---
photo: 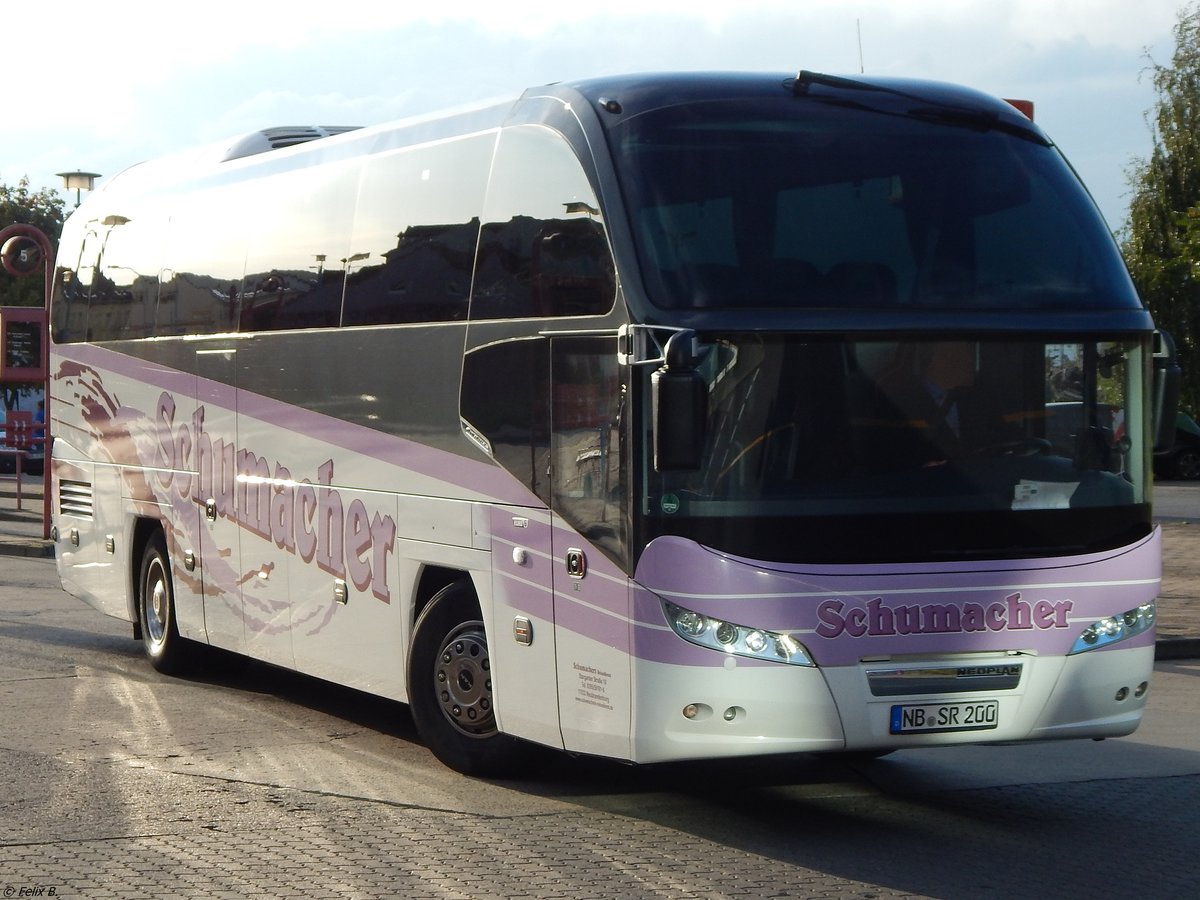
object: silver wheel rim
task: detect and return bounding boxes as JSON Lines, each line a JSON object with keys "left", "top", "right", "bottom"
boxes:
{"left": 144, "top": 557, "right": 169, "bottom": 647}
{"left": 433, "top": 621, "right": 496, "bottom": 738}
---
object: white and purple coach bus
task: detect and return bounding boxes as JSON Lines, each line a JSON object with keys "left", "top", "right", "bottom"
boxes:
{"left": 49, "top": 72, "right": 1168, "bottom": 775}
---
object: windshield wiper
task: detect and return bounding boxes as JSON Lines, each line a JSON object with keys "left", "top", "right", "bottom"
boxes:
{"left": 792, "top": 69, "right": 927, "bottom": 102}
{"left": 789, "top": 70, "right": 1046, "bottom": 144}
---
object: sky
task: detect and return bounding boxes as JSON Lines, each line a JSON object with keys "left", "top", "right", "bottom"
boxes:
{"left": 1, "top": 0, "right": 1190, "bottom": 230}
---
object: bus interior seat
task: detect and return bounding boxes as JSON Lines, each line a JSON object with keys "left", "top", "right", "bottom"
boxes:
{"left": 754, "top": 259, "right": 824, "bottom": 306}
{"left": 665, "top": 263, "right": 741, "bottom": 307}
{"left": 825, "top": 261, "right": 897, "bottom": 307}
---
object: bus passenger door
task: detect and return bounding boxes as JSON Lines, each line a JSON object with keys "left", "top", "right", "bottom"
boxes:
{"left": 487, "top": 506, "right": 562, "bottom": 748}
{"left": 551, "top": 523, "right": 632, "bottom": 760}
{"left": 193, "top": 348, "right": 246, "bottom": 654}
{"left": 464, "top": 335, "right": 631, "bottom": 757}
{"left": 462, "top": 334, "right": 564, "bottom": 748}
{"left": 549, "top": 338, "right": 633, "bottom": 761}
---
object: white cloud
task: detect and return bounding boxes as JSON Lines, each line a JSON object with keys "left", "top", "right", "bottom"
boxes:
{"left": 1, "top": 0, "right": 1187, "bottom": 225}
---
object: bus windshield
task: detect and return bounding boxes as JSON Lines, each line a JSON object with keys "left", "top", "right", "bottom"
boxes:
{"left": 611, "top": 98, "right": 1139, "bottom": 312}
{"left": 642, "top": 336, "right": 1149, "bottom": 564}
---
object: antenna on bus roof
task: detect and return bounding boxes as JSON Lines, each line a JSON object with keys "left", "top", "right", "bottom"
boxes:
{"left": 857, "top": 19, "right": 865, "bottom": 74}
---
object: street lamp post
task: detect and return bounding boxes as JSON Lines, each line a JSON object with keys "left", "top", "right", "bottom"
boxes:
{"left": 56, "top": 170, "right": 101, "bottom": 208}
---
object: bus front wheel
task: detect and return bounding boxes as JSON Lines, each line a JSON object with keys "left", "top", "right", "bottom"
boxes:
{"left": 408, "top": 580, "right": 525, "bottom": 777}
{"left": 138, "top": 531, "right": 192, "bottom": 675}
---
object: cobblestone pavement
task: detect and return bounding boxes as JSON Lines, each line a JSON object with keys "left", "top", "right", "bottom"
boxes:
{"left": 0, "top": 758, "right": 917, "bottom": 899}
{"left": 0, "top": 741, "right": 1197, "bottom": 899}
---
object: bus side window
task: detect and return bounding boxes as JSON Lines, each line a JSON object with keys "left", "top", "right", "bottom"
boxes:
{"left": 65, "top": 228, "right": 108, "bottom": 342}
{"left": 160, "top": 189, "right": 247, "bottom": 336}
{"left": 343, "top": 135, "right": 494, "bottom": 326}
{"left": 472, "top": 126, "right": 615, "bottom": 320}
{"left": 51, "top": 225, "right": 95, "bottom": 343}
{"left": 551, "top": 338, "right": 627, "bottom": 566}
{"left": 90, "top": 216, "right": 160, "bottom": 341}
{"left": 460, "top": 337, "right": 552, "bottom": 503}
{"left": 241, "top": 164, "right": 358, "bottom": 333}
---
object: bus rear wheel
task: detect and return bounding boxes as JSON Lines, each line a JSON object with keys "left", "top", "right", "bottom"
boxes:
{"left": 408, "top": 580, "right": 525, "bottom": 777}
{"left": 138, "top": 531, "right": 192, "bottom": 675}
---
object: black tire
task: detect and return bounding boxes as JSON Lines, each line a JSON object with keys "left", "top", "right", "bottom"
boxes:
{"left": 138, "top": 531, "right": 192, "bottom": 675}
{"left": 1175, "top": 447, "right": 1200, "bottom": 481}
{"left": 408, "top": 580, "right": 526, "bottom": 777}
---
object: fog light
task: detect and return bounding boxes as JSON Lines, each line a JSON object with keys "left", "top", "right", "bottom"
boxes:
{"left": 723, "top": 707, "right": 737, "bottom": 721}
{"left": 683, "top": 704, "right": 699, "bottom": 719}
{"left": 1135, "top": 682, "right": 1149, "bottom": 698}
{"left": 1115, "top": 687, "right": 1129, "bottom": 701}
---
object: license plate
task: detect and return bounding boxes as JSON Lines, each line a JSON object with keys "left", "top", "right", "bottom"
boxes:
{"left": 890, "top": 700, "right": 999, "bottom": 734}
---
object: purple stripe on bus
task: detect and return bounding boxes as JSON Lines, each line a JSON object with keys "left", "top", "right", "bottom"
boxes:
{"left": 62, "top": 343, "right": 197, "bottom": 397}
{"left": 494, "top": 570, "right": 555, "bottom": 620}
{"left": 553, "top": 596, "right": 631, "bottom": 653}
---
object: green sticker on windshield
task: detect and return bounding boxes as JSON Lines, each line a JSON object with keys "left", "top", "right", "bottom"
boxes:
{"left": 660, "top": 494, "right": 680, "bottom": 515}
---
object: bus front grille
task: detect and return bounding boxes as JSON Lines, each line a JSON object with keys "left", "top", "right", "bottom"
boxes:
{"left": 867, "top": 663, "right": 1023, "bottom": 696}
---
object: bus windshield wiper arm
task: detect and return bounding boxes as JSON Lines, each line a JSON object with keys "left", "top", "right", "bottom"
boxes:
{"left": 792, "top": 70, "right": 928, "bottom": 102}
{"left": 789, "top": 70, "right": 1046, "bottom": 144}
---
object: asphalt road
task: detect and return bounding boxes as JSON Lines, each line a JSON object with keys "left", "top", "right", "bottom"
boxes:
{"left": 1154, "top": 480, "right": 1200, "bottom": 521}
{"left": 1, "top": 554, "right": 1198, "bottom": 899}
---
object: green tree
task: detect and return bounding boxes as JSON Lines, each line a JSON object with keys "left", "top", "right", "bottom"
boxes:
{"left": 1124, "top": 4, "right": 1200, "bottom": 414}
{"left": 0, "top": 175, "right": 65, "bottom": 307}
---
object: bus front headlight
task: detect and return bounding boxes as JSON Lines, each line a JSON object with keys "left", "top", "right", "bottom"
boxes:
{"left": 1068, "top": 602, "right": 1155, "bottom": 654}
{"left": 663, "top": 600, "right": 814, "bottom": 666}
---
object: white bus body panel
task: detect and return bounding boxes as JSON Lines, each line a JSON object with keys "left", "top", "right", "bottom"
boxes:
{"left": 822, "top": 644, "right": 1152, "bottom": 750}
{"left": 630, "top": 656, "right": 845, "bottom": 763}
{"left": 486, "top": 506, "right": 564, "bottom": 749}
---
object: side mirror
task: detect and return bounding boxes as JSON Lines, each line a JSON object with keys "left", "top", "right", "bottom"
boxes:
{"left": 1152, "top": 330, "right": 1181, "bottom": 454}
{"left": 651, "top": 330, "right": 707, "bottom": 471}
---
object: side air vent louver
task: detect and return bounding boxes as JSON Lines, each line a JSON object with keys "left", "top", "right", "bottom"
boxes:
{"left": 59, "top": 480, "right": 94, "bottom": 519}
{"left": 221, "top": 125, "right": 362, "bottom": 162}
